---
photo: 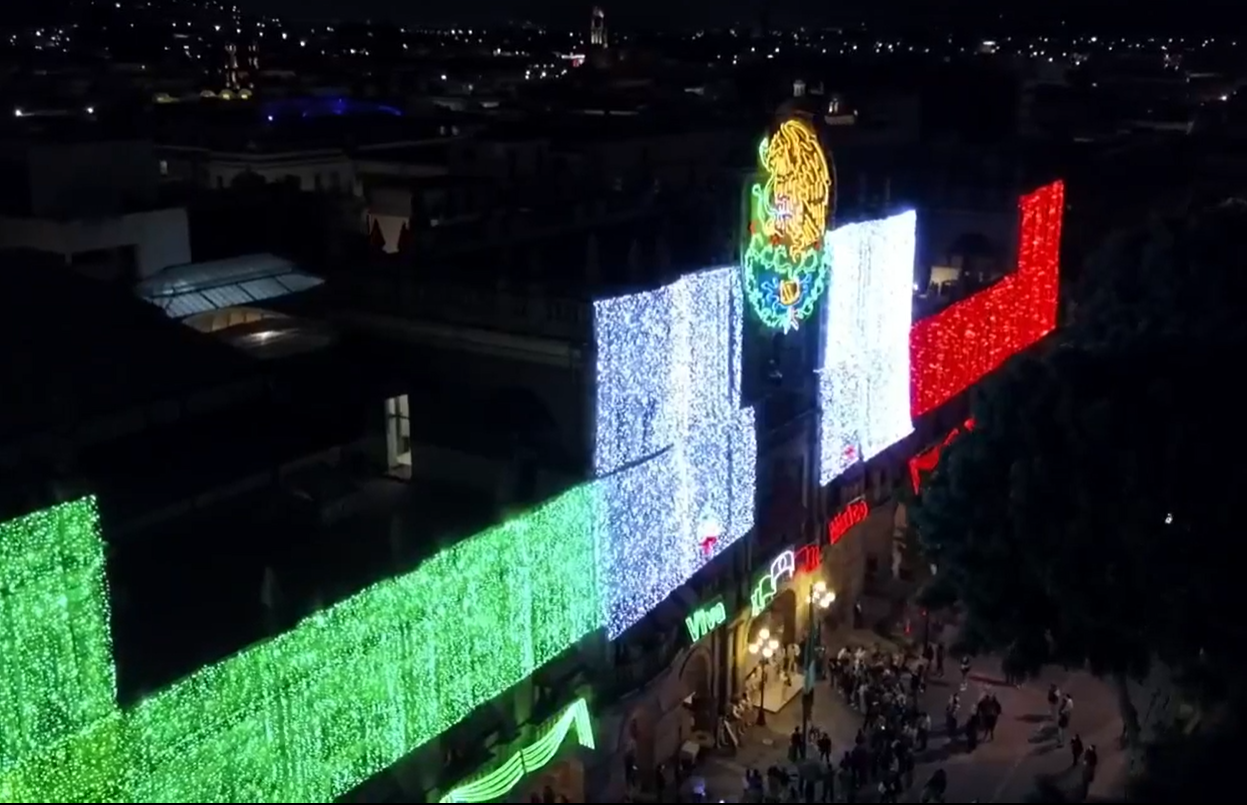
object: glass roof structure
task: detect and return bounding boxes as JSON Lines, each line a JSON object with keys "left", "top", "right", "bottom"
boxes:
{"left": 135, "top": 254, "right": 325, "bottom": 319}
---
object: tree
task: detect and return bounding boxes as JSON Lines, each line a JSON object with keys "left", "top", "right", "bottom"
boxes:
{"left": 1127, "top": 714, "right": 1247, "bottom": 802}
{"left": 913, "top": 202, "right": 1247, "bottom": 747}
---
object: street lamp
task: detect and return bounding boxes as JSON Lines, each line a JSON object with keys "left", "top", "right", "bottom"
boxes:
{"left": 802, "top": 582, "right": 835, "bottom": 742}
{"left": 748, "top": 628, "right": 781, "bottom": 726}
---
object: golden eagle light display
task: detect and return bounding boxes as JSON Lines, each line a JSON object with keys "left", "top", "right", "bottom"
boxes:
{"left": 743, "top": 118, "right": 835, "bottom": 331}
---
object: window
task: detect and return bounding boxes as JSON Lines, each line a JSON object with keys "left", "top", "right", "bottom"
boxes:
{"left": 385, "top": 394, "right": 411, "bottom": 468}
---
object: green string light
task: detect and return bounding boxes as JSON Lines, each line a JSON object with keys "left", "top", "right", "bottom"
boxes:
{"left": 0, "top": 488, "right": 601, "bottom": 803}
{"left": 438, "top": 698, "right": 595, "bottom": 803}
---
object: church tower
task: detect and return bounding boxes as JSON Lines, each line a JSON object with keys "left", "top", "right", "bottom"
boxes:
{"left": 590, "top": 6, "right": 608, "bottom": 49}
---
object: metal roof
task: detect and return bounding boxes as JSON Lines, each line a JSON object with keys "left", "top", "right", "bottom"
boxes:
{"left": 135, "top": 254, "right": 325, "bottom": 319}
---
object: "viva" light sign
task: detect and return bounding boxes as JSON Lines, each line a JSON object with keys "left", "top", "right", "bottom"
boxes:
{"left": 686, "top": 599, "right": 728, "bottom": 642}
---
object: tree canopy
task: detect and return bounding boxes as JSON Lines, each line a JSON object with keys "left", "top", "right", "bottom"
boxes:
{"left": 913, "top": 200, "right": 1247, "bottom": 741}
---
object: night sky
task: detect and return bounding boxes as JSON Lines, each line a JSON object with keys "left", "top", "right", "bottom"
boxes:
{"left": 235, "top": 0, "right": 1223, "bottom": 34}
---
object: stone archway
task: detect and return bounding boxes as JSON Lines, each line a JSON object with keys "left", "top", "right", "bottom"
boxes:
{"left": 769, "top": 588, "right": 799, "bottom": 646}
{"left": 620, "top": 704, "right": 655, "bottom": 792}
{"left": 679, "top": 647, "right": 715, "bottom": 732}
{"left": 525, "top": 757, "right": 585, "bottom": 803}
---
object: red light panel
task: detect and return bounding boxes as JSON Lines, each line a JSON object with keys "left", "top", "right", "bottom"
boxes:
{"left": 828, "top": 499, "right": 869, "bottom": 544}
{"left": 909, "top": 180, "right": 1065, "bottom": 418}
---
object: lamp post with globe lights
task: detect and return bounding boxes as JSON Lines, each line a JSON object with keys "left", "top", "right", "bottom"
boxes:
{"left": 802, "top": 581, "right": 835, "bottom": 742}
{"left": 748, "top": 628, "right": 781, "bottom": 726}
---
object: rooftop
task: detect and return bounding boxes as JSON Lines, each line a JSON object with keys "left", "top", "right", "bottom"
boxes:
{"left": 109, "top": 473, "right": 500, "bottom": 702}
{"left": 0, "top": 253, "right": 249, "bottom": 440}
{"left": 135, "top": 253, "right": 325, "bottom": 319}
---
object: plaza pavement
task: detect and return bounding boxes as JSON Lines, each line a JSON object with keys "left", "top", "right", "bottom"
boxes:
{"left": 690, "top": 653, "right": 1126, "bottom": 802}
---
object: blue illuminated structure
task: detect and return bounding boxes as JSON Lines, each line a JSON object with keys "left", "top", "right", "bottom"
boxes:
{"left": 260, "top": 97, "right": 403, "bottom": 121}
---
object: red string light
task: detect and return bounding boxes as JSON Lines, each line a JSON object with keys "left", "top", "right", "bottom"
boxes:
{"left": 907, "top": 418, "right": 975, "bottom": 493}
{"left": 828, "top": 499, "right": 869, "bottom": 545}
{"left": 909, "top": 180, "right": 1065, "bottom": 417}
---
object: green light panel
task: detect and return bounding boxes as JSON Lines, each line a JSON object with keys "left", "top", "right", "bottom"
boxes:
{"left": 439, "top": 697, "right": 595, "bottom": 803}
{"left": 0, "top": 487, "right": 601, "bottom": 802}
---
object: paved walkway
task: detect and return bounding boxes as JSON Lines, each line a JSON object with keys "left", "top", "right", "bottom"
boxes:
{"left": 689, "top": 654, "right": 1126, "bottom": 802}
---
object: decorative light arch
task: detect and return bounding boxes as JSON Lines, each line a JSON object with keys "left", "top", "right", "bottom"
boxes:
{"left": 742, "top": 118, "right": 835, "bottom": 332}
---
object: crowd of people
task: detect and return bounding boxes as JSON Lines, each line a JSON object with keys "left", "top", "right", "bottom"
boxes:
{"left": 727, "top": 642, "right": 958, "bottom": 803}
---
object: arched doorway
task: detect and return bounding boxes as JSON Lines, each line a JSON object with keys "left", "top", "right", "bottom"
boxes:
{"left": 679, "top": 648, "right": 715, "bottom": 732}
{"left": 769, "top": 588, "right": 799, "bottom": 644}
{"left": 620, "top": 707, "right": 655, "bottom": 794}
{"left": 524, "top": 757, "right": 585, "bottom": 803}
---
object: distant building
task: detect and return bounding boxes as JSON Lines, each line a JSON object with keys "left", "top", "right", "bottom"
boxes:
{"left": 590, "top": 6, "right": 608, "bottom": 49}
{"left": 0, "top": 135, "right": 190, "bottom": 281}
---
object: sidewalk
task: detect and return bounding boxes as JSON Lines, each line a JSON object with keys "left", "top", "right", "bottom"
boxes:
{"left": 690, "top": 653, "right": 1126, "bottom": 803}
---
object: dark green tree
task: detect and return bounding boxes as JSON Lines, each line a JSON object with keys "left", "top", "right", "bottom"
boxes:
{"left": 1127, "top": 713, "right": 1247, "bottom": 802}
{"left": 913, "top": 201, "right": 1247, "bottom": 747}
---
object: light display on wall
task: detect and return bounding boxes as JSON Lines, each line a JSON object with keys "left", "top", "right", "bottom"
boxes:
{"left": 750, "top": 549, "right": 796, "bottom": 616}
{"left": 0, "top": 489, "right": 601, "bottom": 802}
{"left": 828, "top": 499, "right": 869, "bottom": 545}
{"left": 685, "top": 600, "right": 728, "bottom": 643}
{"left": 795, "top": 542, "right": 822, "bottom": 574}
{"left": 907, "top": 419, "right": 975, "bottom": 493}
{"left": 819, "top": 210, "right": 917, "bottom": 485}
{"left": 910, "top": 180, "right": 1065, "bottom": 417}
{"left": 742, "top": 118, "right": 835, "bottom": 332}
{"left": 593, "top": 266, "right": 757, "bottom": 639}
{"left": 438, "top": 698, "right": 595, "bottom": 803}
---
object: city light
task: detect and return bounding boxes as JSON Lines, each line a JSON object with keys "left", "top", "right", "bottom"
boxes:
{"left": 819, "top": 210, "right": 916, "bottom": 485}
{"left": 749, "top": 628, "right": 781, "bottom": 658}
{"left": 593, "top": 267, "right": 757, "bottom": 638}
{"left": 910, "top": 180, "right": 1065, "bottom": 417}
{"left": 0, "top": 490, "right": 600, "bottom": 801}
{"left": 809, "top": 580, "right": 836, "bottom": 609}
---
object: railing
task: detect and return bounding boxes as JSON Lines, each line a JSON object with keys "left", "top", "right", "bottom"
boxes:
{"left": 352, "top": 274, "right": 592, "bottom": 341}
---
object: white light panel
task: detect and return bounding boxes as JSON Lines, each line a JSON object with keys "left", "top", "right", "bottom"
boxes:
{"left": 593, "top": 267, "right": 757, "bottom": 639}
{"left": 819, "top": 211, "right": 916, "bottom": 486}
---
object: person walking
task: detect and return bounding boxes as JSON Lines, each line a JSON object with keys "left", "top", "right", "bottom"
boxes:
{"left": 1056, "top": 696, "right": 1072, "bottom": 747}
{"left": 1070, "top": 733, "right": 1084, "bottom": 767}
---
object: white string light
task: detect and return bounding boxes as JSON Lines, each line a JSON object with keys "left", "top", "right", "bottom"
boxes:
{"left": 593, "top": 267, "right": 757, "bottom": 639}
{"left": 819, "top": 211, "right": 917, "bottom": 485}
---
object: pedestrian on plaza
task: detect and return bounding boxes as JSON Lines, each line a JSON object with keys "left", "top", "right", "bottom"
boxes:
{"left": 803, "top": 775, "right": 817, "bottom": 803}
{"left": 916, "top": 711, "right": 931, "bottom": 751}
{"left": 1047, "top": 684, "right": 1060, "bottom": 721}
{"left": 1083, "top": 744, "right": 1098, "bottom": 785}
{"left": 934, "top": 643, "right": 945, "bottom": 676}
{"left": 817, "top": 731, "right": 832, "bottom": 763}
{"left": 901, "top": 747, "right": 916, "bottom": 789}
{"left": 964, "top": 712, "right": 980, "bottom": 752}
{"left": 655, "top": 765, "right": 667, "bottom": 802}
{"left": 790, "top": 726, "right": 804, "bottom": 761}
{"left": 1070, "top": 733, "right": 1084, "bottom": 767}
{"left": 959, "top": 655, "right": 972, "bottom": 689}
{"left": 921, "top": 768, "right": 947, "bottom": 803}
{"left": 981, "top": 694, "right": 1001, "bottom": 741}
{"left": 1056, "top": 697, "right": 1072, "bottom": 747}
{"left": 923, "top": 642, "right": 934, "bottom": 665}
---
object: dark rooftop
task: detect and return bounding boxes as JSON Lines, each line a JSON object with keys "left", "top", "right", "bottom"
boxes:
{"left": 109, "top": 472, "right": 500, "bottom": 703}
{"left": 0, "top": 253, "right": 250, "bottom": 441}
